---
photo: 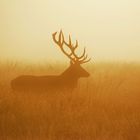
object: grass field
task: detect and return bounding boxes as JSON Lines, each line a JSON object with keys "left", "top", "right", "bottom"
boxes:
{"left": 0, "top": 62, "right": 140, "bottom": 140}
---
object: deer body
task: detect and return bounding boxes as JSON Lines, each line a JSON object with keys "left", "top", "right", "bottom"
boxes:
{"left": 11, "top": 30, "right": 90, "bottom": 92}
{"left": 11, "top": 75, "right": 62, "bottom": 91}
{"left": 11, "top": 64, "right": 89, "bottom": 91}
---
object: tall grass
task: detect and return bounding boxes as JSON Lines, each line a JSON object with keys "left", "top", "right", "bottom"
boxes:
{"left": 0, "top": 62, "right": 140, "bottom": 140}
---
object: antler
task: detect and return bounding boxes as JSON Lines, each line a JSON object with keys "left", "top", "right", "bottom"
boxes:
{"left": 52, "top": 30, "right": 91, "bottom": 64}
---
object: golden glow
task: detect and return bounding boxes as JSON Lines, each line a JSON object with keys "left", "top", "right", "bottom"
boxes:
{"left": 1, "top": 0, "right": 140, "bottom": 63}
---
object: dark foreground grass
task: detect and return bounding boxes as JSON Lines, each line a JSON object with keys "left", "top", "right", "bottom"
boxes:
{"left": 0, "top": 62, "right": 140, "bottom": 140}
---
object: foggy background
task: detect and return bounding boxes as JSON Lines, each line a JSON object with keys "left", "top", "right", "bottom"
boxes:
{"left": 0, "top": 0, "right": 140, "bottom": 63}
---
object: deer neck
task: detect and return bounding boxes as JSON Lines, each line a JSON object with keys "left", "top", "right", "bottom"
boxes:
{"left": 60, "top": 69, "right": 79, "bottom": 81}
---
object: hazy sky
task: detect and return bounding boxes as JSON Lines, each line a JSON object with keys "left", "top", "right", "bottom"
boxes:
{"left": 0, "top": 0, "right": 140, "bottom": 63}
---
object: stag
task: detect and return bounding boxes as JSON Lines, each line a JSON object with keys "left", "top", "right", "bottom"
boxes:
{"left": 11, "top": 30, "right": 90, "bottom": 91}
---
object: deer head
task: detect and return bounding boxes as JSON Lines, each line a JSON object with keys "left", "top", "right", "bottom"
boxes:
{"left": 52, "top": 30, "right": 90, "bottom": 79}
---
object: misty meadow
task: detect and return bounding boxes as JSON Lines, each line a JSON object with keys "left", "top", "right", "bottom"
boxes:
{"left": 0, "top": 62, "right": 140, "bottom": 140}
{"left": 1, "top": 0, "right": 140, "bottom": 139}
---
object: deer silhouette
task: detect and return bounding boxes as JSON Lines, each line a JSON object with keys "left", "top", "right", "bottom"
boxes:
{"left": 11, "top": 30, "right": 90, "bottom": 92}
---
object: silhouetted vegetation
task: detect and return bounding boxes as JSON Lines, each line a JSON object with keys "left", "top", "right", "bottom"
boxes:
{"left": 0, "top": 62, "right": 140, "bottom": 140}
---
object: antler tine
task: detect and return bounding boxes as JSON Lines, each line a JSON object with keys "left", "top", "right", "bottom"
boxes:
{"left": 71, "top": 47, "right": 86, "bottom": 64}
{"left": 69, "top": 35, "right": 72, "bottom": 46}
{"left": 52, "top": 32, "right": 58, "bottom": 44}
{"left": 74, "top": 40, "right": 78, "bottom": 49}
{"left": 52, "top": 30, "right": 90, "bottom": 64}
{"left": 79, "top": 57, "right": 91, "bottom": 64}
{"left": 80, "top": 54, "right": 88, "bottom": 61}
{"left": 60, "top": 30, "right": 64, "bottom": 45}
{"left": 77, "top": 54, "right": 87, "bottom": 63}
{"left": 82, "top": 58, "right": 91, "bottom": 64}
{"left": 52, "top": 30, "right": 76, "bottom": 63}
{"left": 63, "top": 35, "right": 90, "bottom": 64}
{"left": 77, "top": 52, "right": 91, "bottom": 64}
{"left": 52, "top": 30, "right": 64, "bottom": 46}
{"left": 63, "top": 36, "right": 84, "bottom": 59}
{"left": 65, "top": 39, "right": 78, "bottom": 50}
{"left": 74, "top": 47, "right": 86, "bottom": 60}
{"left": 59, "top": 30, "right": 62, "bottom": 45}
{"left": 63, "top": 34, "right": 74, "bottom": 50}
